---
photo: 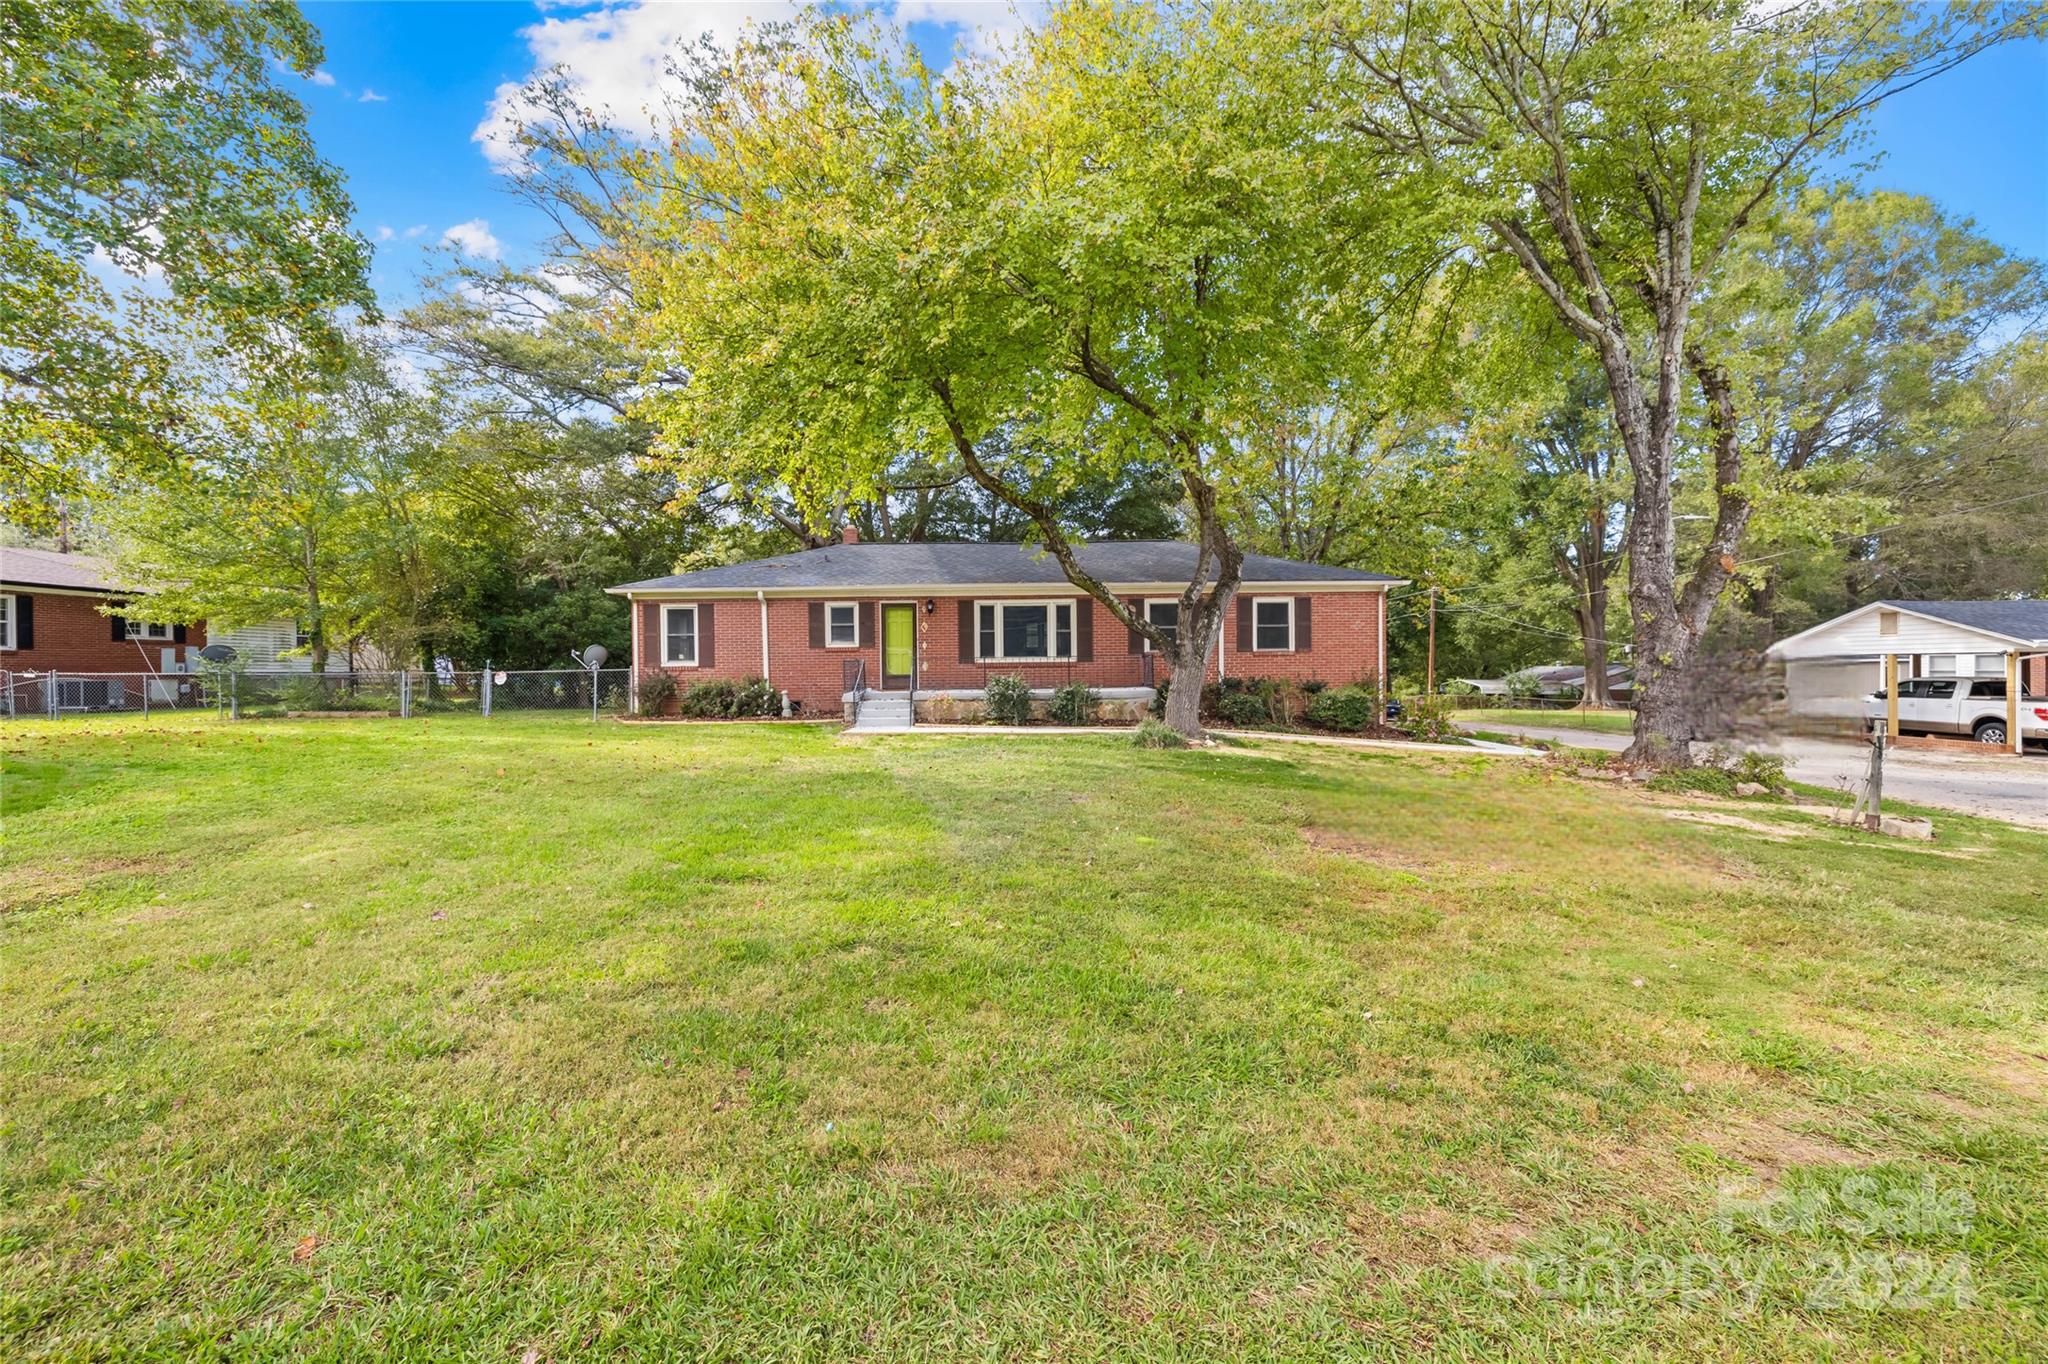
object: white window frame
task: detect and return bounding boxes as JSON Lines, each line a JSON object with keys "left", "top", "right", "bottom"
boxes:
{"left": 661, "top": 604, "right": 700, "bottom": 667}
{"left": 1927, "top": 654, "right": 1956, "bottom": 676}
{"left": 0, "top": 593, "right": 12, "bottom": 650}
{"left": 1142, "top": 597, "right": 1180, "bottom": 653}
{"left": 1251, "top": 596, "right": 1295, "bottom": 652}
{"left": 974, "top": 599, "right": 1076, "bottom": 663}
{"left": 126, "top": 619, "right": 173, "bottom": 642}
{"left": 824, "top": 601, "right": 860, "bottom": 648}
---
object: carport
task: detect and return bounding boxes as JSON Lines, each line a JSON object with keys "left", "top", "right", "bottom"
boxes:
{"left": 1768, "top": 600, "right": 2048, "bottom": 755}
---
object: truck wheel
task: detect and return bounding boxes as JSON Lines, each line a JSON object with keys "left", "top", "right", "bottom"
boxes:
{"left": 1973, "top": 719, "right": 2008, "bottom": 745}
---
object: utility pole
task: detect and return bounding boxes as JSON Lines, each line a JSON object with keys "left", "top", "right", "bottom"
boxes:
{"left": 1425, "top": 587, "right": 1438, "bottom": 697}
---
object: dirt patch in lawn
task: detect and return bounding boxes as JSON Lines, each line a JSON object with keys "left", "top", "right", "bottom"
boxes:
{"left": 1704, "top": 1114, "right": 1871, "bottom": 1178}
{"left": 1658, "top": 810, "right": 1826, "bottom": 842}
{"left": 1301, "top": 826, "right": 1436, "bottom": 872}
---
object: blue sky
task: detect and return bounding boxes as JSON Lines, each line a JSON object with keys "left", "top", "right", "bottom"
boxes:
{"left": 292, "top": 2, "right": 2048, "bottom": 309}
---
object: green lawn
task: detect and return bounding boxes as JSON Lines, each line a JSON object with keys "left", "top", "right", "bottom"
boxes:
{"left": 3, "top": 716, "right": 2045, "bottom": 1360}
{"left": 1449, "top": 707, "right": 1637, "bottom": 734}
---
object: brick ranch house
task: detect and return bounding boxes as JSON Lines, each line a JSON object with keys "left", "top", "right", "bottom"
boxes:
{"left": 0, "top": 547, "right": 337, "bottom": 707}
{"left": 609, "top": 537, "right": 1404, "bottom": 719}
{"left": 0, "top": 546, "right": 207, "bottom": 677}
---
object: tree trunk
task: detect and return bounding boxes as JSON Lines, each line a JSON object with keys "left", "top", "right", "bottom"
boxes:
{"left": 1159, "top": 600, "right": 1226, "bottom": 740}
{"left": 1580, "top": 563, "right": 1610, "bottom": 708}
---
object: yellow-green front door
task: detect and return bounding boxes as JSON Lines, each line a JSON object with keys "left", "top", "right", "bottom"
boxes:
{"left": 882, "top": 604, "right": 915, "bottom": 686}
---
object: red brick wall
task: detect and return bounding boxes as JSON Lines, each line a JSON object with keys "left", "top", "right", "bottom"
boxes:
{"left": 2029, "top": 655, "right": 2046, "bottom": 697}
{"left": 1, "top": 590, "right": 206, "bottom": 673}
{"left": 634, "top": 590, "right": 1386, "bottom": 715}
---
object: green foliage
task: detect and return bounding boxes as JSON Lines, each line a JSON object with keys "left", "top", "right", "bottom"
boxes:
{"left": 1396, "top": 697, "right": 1459, "bottom": 743}
{"left": 1130, "top": 717, "right": 1188, "bottom": 749}
{"left": 637, "top": 672, "right": 679, "bottom": 711}
{"left": 983, "top": 674, "right": 1033, "bottom": 726}
{"left": 1046, "top": 682, "right": 1098, "bottom": 726}
{"left": 1305, "top": 685, "right": 1383, "bottom": 733}
{"left": 1, "top": 0, "right": 373, "bottom": 520}
{"left": 1215, "top": 689, "right": 1272, "bottom": 728}
{"left": 677, "top": 677, "right": 780, "bottom": 720}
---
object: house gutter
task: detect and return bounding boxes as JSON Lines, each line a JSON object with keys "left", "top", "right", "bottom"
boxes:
{"left": 757, "top": 590, "right": 770, "bottom": 682}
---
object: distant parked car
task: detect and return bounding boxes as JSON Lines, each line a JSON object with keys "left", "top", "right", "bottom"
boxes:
{"left": 1867, "top": 677, "right": 2048, "bottom": 747}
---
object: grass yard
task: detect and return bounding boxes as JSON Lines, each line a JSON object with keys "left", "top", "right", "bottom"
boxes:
{"left": 1448, "top": 707, "right": 1637, "bottom": 735}
{"left": 3, "top": 716, "right": 2046, "bottom": 1361}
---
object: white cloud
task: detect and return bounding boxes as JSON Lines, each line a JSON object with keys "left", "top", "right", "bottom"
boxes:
{"left": 358, "top": 87, "right": 389, "bottom": 103}
{"left": 441, "top": 219, "right": 504, "bottom": 261}
{"left": 402, "top": 224, "right": 430, "bottom": 240}
{"left": 471, "top": 1, "right": 1036, "bottom": 171}
{"left": 472, "top": 1, "right": 801, "bottom": 170}
{"left": 374, "top": 225, "right": 396, "bottom": 243}
{"left": 309, "top": 68, "right": 337, "bottom": 87}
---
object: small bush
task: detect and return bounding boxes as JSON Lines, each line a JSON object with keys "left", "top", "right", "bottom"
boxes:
{"left": 676, "top": 676, "right": 779, "bottom": 719}
{"left": 984, "top": 673, "right": 1033, "bottom": 725}
{"left": 1299, "top": 678, "right": 1329, "bottom": 695}
{"left": 678, "top": 678, "right": 739, "bottom": 718}
{"left": 1729, "top": 750, "right": 1789, "bottom": 794}
{"left": 1305, "top": 684, "right": 1381, "bottom": 733}
{"left": 639, "top": 672, "right": 679, "bottom": 712}
{"left": 1397, "top": 697, "right": 1459, "bottom": 743}
{"left": 733, "top": 677, "right": 779, "bottom": 717}
{"left": 1216, "top": 689, "right": 1271, "bottom": 727}
{"left": 1047, "top": 681, "right": 1098, "bottom": 726}
{"left": 1131, "top": 717, "right": 1188, "bottom": 749}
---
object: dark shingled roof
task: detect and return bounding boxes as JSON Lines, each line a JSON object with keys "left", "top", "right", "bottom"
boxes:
{"left": 0, "top": 547, "right": 128, "bottom": 594}
{"left": 612, "top": 541, "right": 1402, "bottom": 594}
{"left": 1883, "top": 600, "right": 2048, "bottom": 643}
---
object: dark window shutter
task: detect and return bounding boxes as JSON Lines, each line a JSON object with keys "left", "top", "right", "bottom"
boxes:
{"left": 111, "top": 610, "right": 127, "bottom": 642}
{"left": 957, "top": 599, "right": 975, "bottom": 662}
{"left": 1126, "top": 597, "right": 1144, "bottom": 654}
{"left": 1074, "top": 597, "right": 1092, "bottom": 662}
{"left": 809, "top": 601, "right": 825, "bottom": 648}
{"left": 14, "top": 593, "right": 32, "bottom": 650}
{"left": 173, "top": 624, "right": 188, "bottom": 644}
{"left": 857, "top": 602, "right": 873, "bottom": 652}
{"left": 1293, "top": 597, "right": 1311, "bottom": 652}
{"left": 698, "top": 602, "right": 714, "bottom": 669}
{"left": 1236, "top": 595, "right": 1253, "bottom": 652}
{"left": 641, "top": 601, "right": 658, "bottom": 664}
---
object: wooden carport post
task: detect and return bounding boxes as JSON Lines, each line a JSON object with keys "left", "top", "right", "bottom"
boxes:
{"left": 2008, "top": 651, "right": 2023, "bottom": 755}
{"left": 1884, "top": 653, "right": 1899, "bottom": 740}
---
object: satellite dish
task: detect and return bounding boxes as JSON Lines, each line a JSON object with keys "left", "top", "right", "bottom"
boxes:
{"left": 197, "top": 644, "right": 238, "bottom": 663}
{"left": 579, "top": 644, "right": 609, "bottom": 668}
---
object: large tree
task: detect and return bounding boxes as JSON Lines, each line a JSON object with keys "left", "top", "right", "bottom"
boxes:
{"left": 613, "top": 4, "right": 1418, "bottom": 735}
{"left": 1, "top": 0, "right": 372, "bottom": 521}
{"left": 1323, "top": 0, "right": 2040, "bottom": 763}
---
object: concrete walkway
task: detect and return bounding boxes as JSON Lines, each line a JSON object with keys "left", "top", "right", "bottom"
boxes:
{"left": 1458, "top": 722, "right": 2048, "bottom": 830}
{"left": 839, "top": 723, "right": 1539, "bottom": 758}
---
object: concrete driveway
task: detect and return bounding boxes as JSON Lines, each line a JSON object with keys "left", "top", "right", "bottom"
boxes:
{"left": 1460, "top": 722, "right": 2048, "bottom": 830}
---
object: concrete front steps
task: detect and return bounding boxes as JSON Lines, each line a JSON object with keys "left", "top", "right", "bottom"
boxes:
{"left": 849, "top": 691, "right": 913, "bottom": 731}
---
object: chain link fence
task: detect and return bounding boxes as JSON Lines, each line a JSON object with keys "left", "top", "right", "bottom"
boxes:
{"left": 1, "top": 668, "right": 633, "bottom": 721}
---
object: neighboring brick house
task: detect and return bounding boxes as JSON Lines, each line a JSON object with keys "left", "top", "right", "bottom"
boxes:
{"left": 609, "top": 536, "right": 1404, "bottom": 718}
{"left": 0, "top": 546, "right": 207, "bottom": 677}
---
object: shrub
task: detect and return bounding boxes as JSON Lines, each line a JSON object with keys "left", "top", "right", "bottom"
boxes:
{"left": 1299, "top": 678, "right": 1329, "bottom": 694}
{"left": 675, "top": 676, "right": 778, "bottom": 719}
{"left": 1215, "top": 689, "right": 1271, "bottom": 728}
{"left": 1396, "top": 696, "right": 1458, "bottom": 743}
{"left": 1305, "top": 684, "right": 1381, "bottom": 733}
{"left": 733, "top": 677, "right": 779, "bottom": 717}
{"left": 1131, "top": 717, "right": 1188, "bottom": 749}
{"left": 1729, "top": 750, "right": 1789, "bottom": 794}
{"left": 984, "top": 673, "right": 1033, "bottom": 725}
{"left": 1047, "top": 681, "right": 1098, "bottom": 726}
{"left": 1505, "top": 670, "right": 1546, "bottom": 702}
{"left": 678, "top": 678, "right": 740, "bottom": 718}
{"left": 639, "top": 672, "right": 679, "bottom": 712}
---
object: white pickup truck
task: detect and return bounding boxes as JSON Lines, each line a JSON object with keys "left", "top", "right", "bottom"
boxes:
{"left": 1868, "top": 676, "right": 2048, "bottom": 748}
